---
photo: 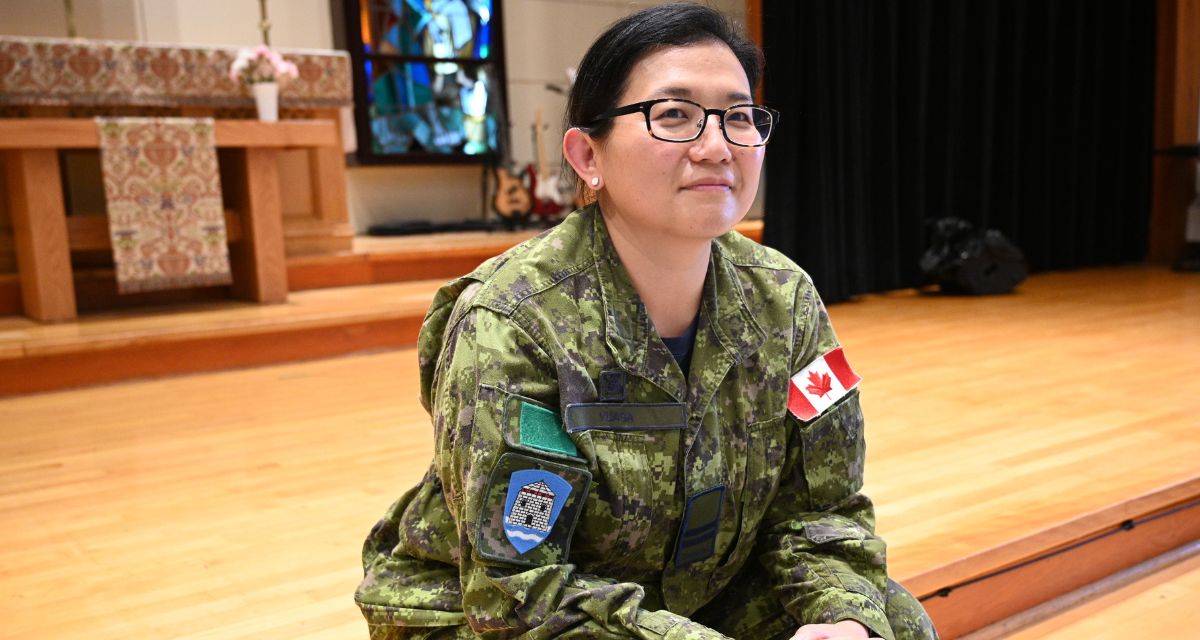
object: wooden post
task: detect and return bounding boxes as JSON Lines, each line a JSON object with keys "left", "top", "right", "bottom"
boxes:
{"left": 1149, "top": 0, "right": 1200, "bottom": 263}
{"left": 308, "top": 144, "right": 349, "bottom": 225}
{"left": 299, "top": 110, "right": 353, "bottom": 254}
{"left": 227, "top": 148, "right": 288, "bottom": 303}
{"left": 3, "top": 150, "right": 77, "bottom": 321}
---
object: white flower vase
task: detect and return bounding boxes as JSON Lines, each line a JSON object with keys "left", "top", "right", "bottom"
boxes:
{"left": 252, "top": 81, "right": 279, "bottom": 123}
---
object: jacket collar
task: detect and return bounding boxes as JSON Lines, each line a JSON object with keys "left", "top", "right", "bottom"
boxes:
{"left": 588, "top": 206, "right": 767, "bottom": 405}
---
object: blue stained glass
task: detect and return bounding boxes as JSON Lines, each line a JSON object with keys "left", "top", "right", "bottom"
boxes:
{"left": 360, "top": 0, "right": 499, "bottom": 157}
{"left": 410, "top": 63, "right": 430, "bottom": 89}
{"left": 366, "top": 0, "right": 496, "bottom": 60}
{"left": 364, "top": 60, "right": 374, "bottom": 100}
{"left": 391, "top": 67, "right": 407, "bottom": 110}
{"left": 475, "top": 21, "right": 490, "bottom": 58}
{"left": 481, "top": 113, "right": 497, "bottom": 154}
{"left": 406, "top": 64, "right": 433, "bottom": 107}
{"left": 383, "top": 24, "right": 400, "bottom": 54}
{"left": 372, "top": 115, "right": 412, "bottom": 153}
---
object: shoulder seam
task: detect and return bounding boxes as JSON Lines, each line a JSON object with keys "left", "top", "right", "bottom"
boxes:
{"left": 477, "top": 258, "right": 597, "bottom": 317}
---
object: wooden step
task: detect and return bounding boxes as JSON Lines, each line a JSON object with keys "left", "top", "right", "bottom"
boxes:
{"left": 918, "top": 490, "right": 1200, "bottom": 637}
{"left": 0, "top": 221, "right": 765, "bottom": 394}
{"left": 0, "top": 280, "right": 441, "bottom": 395}
{"left": 290, "top": 220, "right": 763, "bottom": 291}
{"left": 964, "top": 542, "right": 1200, "bottom": 639}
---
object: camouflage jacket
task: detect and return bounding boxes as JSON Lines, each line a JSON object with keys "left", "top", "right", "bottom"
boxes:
{"left": 356, "top": 204, "right": 894, "bottom": 639}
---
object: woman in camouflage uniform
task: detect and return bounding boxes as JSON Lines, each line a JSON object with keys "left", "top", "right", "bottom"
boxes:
{"left": 355, "top": 4, "right": 938, "bottom": 639}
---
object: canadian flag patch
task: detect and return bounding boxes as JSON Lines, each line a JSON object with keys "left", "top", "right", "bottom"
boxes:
{"left": 787, "top": 347, "right": 862, "bottom": 421}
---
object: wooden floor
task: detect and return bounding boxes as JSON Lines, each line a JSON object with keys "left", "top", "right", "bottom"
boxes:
{"left": 1, "top": 266, "right": 1197, "bottom": 638}
{"left": 843, "top": 268, "right": 1200, "bottom": 590}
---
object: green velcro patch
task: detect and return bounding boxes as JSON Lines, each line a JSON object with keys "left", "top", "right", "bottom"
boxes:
{"left": 519, "top": 401, "right": 578, "bottom": 457}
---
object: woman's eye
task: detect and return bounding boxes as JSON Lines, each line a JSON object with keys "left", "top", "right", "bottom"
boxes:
{"left": 726, "top": 111, "right": 752, "bottom": 124}
{"left": 655, "top": 108, "right": 689, "bottom": 120}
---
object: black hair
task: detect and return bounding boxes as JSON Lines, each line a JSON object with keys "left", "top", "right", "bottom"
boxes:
{"left": 562, "top": 3, "right": 763, "bottom": 195}
{"left": 566, "top": 2, "right": 763, "bottom": 139}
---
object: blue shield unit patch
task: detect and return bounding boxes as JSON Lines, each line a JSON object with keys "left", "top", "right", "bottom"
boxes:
{"left": 476, "top": 452, "right": 591, "bottom": 567}
{"left": 503, "top": 469, "right": 573, "bottom": 554}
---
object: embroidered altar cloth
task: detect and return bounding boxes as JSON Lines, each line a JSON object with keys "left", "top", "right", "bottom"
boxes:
{"left": 0, "top": 36, "right": 351, "bottom": 109}
{"left": 97, "top": 117, "right": 232, "bottom": 294}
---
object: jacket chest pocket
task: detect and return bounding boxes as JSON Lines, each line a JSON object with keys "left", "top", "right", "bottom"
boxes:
{"left": 713, "top": 415, "right": 788, "bottom": 576}
{"left": 740, "top": 415, "right": 789, "bottom": 531}
{"left": 571, "top": 426, "right": 683, "bottom": 573}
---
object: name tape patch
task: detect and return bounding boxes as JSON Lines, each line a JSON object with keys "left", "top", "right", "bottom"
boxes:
{"left": 564, "top": 402, "right": 687, "bottom": 433}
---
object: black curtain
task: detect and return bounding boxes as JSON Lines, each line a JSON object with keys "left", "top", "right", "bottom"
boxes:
{"left": 761, "top": 0, "right": 1156, "bottom": 303}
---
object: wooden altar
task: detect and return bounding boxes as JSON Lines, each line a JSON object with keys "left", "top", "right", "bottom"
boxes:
{"left": 0, "top": 36, "right": 354, "bottom": 322}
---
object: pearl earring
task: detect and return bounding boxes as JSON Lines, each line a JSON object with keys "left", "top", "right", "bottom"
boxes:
{"left": 590, "top": 176, "right": 600, "bottom": 187}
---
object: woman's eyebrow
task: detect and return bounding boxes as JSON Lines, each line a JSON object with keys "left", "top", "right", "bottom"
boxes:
{"left": 650, "top": 86, "right": 694, "bottom": 98}
{"left": 648, "top": 87, "right": 754, "bottom": 103}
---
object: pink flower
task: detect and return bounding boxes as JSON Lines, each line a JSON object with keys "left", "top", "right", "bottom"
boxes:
{"left": 229, "top": 46, "right": 300, "bottom": 85}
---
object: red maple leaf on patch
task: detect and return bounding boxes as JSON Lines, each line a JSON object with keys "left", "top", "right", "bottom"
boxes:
{"left": 805, "top": 370, "right": 833, "bottom": 398}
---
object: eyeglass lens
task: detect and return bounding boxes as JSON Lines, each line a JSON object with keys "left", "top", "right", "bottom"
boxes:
{"left": 648, "top": 100, "right": 773, "bottom": 145}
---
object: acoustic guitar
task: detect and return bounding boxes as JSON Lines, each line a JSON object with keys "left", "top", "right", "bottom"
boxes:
{"left": 492, "top": 164, "right": 532, "bottom": 223}
{"left": 491, "top": 102, "right": 533, "bottom": 226}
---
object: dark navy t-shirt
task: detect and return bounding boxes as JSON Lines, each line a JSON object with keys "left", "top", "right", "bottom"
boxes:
{"left": 660, "top": 314, "right": 701, "bottom": 378}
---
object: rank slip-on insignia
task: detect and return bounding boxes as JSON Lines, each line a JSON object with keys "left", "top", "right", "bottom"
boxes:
{"left": 504, "top": 469, "right": 572, "bottom": 553}
{"left": 674, "top": 485, "right": 725, "bottom": 567}
{"left": 787, "top": 347, "right": 862, "bottom": 421}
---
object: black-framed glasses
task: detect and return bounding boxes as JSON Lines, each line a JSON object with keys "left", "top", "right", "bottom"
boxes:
{"left": 584, "top": 98, "right": 780, "bottom": 147}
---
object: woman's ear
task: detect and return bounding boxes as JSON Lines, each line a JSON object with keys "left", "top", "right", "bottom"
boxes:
{"left": 562, "top": 127, "right": 599, "bottom": 182}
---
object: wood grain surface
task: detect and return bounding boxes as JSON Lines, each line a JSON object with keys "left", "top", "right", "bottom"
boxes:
{"left": 1002, "top": 550, "right": 1200, "bottom": 638}
{"left": 0, "top": 266, "right": 1196, "bottom": 638}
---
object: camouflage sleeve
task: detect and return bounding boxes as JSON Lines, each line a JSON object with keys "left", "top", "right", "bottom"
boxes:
{"left": 756, "top": 282, "right": 895, "bottom": 640}
{"left": 433, "top": 305, "right": 730, "bottom": 640}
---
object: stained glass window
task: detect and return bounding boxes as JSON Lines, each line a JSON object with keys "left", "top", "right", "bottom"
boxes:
{"left": 341, "top": 0, "right": 505, "bottom": 163}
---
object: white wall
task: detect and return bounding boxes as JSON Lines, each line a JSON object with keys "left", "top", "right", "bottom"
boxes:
{"left": 2, "top": 0, "right": 761, "bottom": 230}
{"left": 0, "top": 0, "right": 330, "bottom": 48}
{"left": 3, "top": 0, "right": 140, "bottom": 40}
{"left": 136, "top": 0, "right": 334, "bottom": 49}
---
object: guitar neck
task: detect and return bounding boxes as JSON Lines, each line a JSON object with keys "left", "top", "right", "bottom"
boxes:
{"left": 535, "top": 106, "right": 548, "bottom": 176}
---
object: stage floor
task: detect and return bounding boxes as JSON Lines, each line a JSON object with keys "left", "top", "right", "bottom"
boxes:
{"left": 1, "top": 266, "right": 1197, "bottom": 638}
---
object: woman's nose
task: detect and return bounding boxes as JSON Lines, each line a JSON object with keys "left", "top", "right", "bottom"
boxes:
{"left": 690, "top": 114, "right": 733, "bottom": 162}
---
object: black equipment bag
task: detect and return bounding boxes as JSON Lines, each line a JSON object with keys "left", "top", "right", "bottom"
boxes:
{"left": 919, "top": 218, "right": 1028, "bottom": 295}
